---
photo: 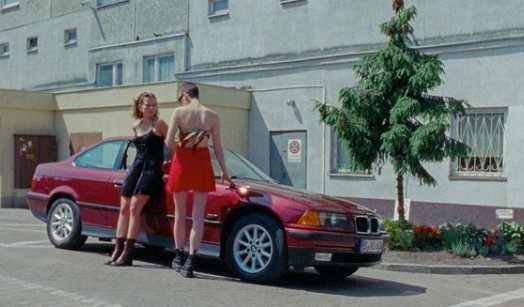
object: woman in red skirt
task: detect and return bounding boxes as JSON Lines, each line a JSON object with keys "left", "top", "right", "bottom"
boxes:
{"left": 165, "top": 82, "right": 234, "bottom": 278}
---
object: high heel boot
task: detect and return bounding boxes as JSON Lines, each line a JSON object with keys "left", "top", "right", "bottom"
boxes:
{"left": 104, "top": 237, "right": 125, "bottom": 265}
{"left": 172, "top": 249, "right": 186, "bottom": 272}
{"left": 180, "top": 254, "right": 194, "bottom": 278}
{"left": 111, "top": 239, "right": 135, "bottom": 266}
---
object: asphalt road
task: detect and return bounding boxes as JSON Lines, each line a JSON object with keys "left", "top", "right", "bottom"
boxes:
{"left": 1, "top": 208, "right": 524, "bottom": 307}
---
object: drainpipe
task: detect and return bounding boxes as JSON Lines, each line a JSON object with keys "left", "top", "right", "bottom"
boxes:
{"left": 248, "top": 85, "right": 327, "bottom": 194}
{"left": 185, "top": 0, "right": 190, "bottom": 72}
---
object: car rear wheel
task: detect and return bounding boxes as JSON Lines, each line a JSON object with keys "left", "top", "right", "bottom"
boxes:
{"left": 314, "top": 266, "right": 359, "bottom": 279}
{"left": 46, "top": 198, "right": 87, "bottom": 250}
{"left": 226, "top": 214, "right": 287, "bottom": 283}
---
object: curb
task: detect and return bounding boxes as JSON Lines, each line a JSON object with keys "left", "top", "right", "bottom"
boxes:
{"left": 377, "top": 262, "right": 524, "bottom": 274}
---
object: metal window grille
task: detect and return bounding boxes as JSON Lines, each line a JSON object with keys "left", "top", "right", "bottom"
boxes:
{"left": 456, "top": 111, "right": 505, "bottom": 173}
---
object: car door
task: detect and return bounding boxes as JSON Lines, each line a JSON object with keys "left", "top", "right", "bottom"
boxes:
{"left": 71, "top": 139, "right": 129, "bottom": 228}
{"left": 108, "top": 140, "right": 174, "bottom": 242}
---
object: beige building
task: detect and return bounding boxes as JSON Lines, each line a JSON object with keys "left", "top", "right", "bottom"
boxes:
{"left": 0, "top": 82, "right": 250, "bottom": 208}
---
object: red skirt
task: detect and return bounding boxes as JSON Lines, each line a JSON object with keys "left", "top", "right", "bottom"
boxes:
{"left": 166, "top": 147, "right": 216, "bottom": 193}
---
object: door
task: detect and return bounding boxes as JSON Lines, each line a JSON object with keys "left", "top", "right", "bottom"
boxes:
{"left": 270, "top": 131, "right": 307, "bottom": 189}
{"left": 13, "top": 135, "right": 56, "bottom": 189}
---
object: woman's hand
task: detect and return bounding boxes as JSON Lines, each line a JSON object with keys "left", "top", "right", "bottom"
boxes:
{"left": 221, "top": 173, "right": 234, "bottom": 187}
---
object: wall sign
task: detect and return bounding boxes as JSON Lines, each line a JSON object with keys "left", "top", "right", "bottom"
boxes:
{"left": 495, "top": 209, "right": 514, "bottom": 219}
{"left": 287, "top": 139, "right": 302, "bottom": 163}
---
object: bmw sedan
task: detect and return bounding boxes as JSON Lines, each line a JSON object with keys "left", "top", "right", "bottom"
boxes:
{"left": 26, "top": 136, "right": 385, "bottom": 283}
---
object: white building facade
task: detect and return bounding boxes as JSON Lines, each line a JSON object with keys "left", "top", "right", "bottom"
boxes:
{"left": 1, "top": 0, "right": 523, "bottom": 226}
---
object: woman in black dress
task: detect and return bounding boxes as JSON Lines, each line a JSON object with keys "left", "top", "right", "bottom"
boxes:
{"left": 104, "top": 92, "right": 168, "bottom": 266}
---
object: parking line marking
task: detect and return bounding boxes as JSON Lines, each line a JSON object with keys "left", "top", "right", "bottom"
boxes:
{"left": 448, "top": 287, "right": 524, "bottom": 307}
{"left": 0, "top": 226, "right": 46, "bottom": 234}
{"left": 0, "top": 273, "right": 121, "bottom": 307}
{"left": 0, "top": 240, "right": 51, "bottom": 248}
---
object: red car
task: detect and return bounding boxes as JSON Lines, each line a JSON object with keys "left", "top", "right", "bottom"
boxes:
{"left": 26, "top": 136, "right": 385, "bottom": 283}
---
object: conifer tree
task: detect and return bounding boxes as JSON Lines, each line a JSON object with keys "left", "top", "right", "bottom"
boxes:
{"left": 315, "top": 1, "right": 469, "bottom": 221}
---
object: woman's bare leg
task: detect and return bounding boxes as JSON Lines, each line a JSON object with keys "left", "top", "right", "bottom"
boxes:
{"left": 188, "top": 192, "right": 208, "bottom": 255}
{"left": 115, "top": 196, "right": 131, "bottom": 238}
{"left": 173, "top": 192, "right": 187, "bottom": 249}
{"left": 127, "top": 194, "right": 150, "bottom": 239}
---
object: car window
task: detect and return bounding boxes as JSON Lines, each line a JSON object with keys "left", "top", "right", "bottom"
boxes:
{"left": 75, "top": 140, "right": 125, "bottom": 170}
{"left": 210, "top": 149, "right": 276, "bottom": 183}
{"left": 121, "top": 142, "right": 137, "bottom": 171}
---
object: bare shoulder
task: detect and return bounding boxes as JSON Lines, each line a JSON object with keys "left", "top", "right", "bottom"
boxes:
{"left": 155, "top": 118, "right": 168, "bottom": 128}
{"left": 131, "top": 120, "right": 141, "bottom": 129}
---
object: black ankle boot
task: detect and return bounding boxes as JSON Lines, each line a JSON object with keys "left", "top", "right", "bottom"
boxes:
{"left": 111, "top": 239, "right": 135, "bottom": 266}
{"left": 180, "top": 255, "right": 194, "bottom": 278}
{"left": 172, "top": 249, "right": 186, "bottom": 272}
{"left": 104, "top": 237, "right": 125, "bottom": 265}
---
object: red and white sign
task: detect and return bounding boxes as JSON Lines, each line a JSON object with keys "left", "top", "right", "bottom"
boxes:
{"left": 287, "top": 139, "right": 302, "bottom": 163}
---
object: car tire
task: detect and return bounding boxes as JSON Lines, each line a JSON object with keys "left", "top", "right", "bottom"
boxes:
{"left": 313, "top": 266, "right": 359, "bottom": 279}
{"left": 226, "top": 213, "right": 287, "bottom": 283}
{"left": 46, "top": 198, "right": 87, "bottom": 250}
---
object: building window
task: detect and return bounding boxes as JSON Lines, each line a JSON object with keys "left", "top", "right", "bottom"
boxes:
{"left": 454, "top": 108, "right": 506, "bottom": 176}
{"left": 27, "top": 37, "right": 38, "bottom": 53}
{"left": 280, "top": 0, "right": 306, "bottom": 4}
{"left": 209, "top": 0, "right": 228, "bottom": 16}
{"left": 331, "top": 131, "right": 371, "bottom": 175}
{"left": 64, "top": 28, "right": 77, "bottom": 46}
{"left": 0, "top": 42, "right": 9, "bottom": 57}
{"left": 96, "top": 0, "right": 128, "bottom": 7}
{"left": 96, "top": 62, "right": 123, "bottom": 87}
{"left": 1, "top": 0, "right": 19, "bottom": 9}
{"left": 143, "top": 54, "right": 174, "bottom": 83}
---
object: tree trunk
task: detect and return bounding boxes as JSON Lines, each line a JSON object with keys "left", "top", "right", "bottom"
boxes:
{"left": 396, "top": 173, "right": 405, "bottom": 221}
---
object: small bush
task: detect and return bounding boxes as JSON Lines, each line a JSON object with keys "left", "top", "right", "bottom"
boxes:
{"left": 384, "top": 218, "right": 413, "bottom": 251}
{"left": 452, "top": 241, "right": 477, "bottom": 258}
{"left": 412, "top": 224, "right": 440, "bottom": 250}
{"left": 383, "top": 220, "right": 524, "bottom": 257}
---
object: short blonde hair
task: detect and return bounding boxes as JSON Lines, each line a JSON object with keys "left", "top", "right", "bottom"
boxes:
{"left": 131, "top": 92, "right": 158, "bottom": 119}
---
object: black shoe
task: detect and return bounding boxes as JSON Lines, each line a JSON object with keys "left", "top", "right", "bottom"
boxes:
{"left": 180, "top": 256, "right": 194, "bottom": 278}
{"left": 172, "top": 249, "right": 185, "bottom": 272}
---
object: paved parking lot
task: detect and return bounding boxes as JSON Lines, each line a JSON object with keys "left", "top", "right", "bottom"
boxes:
{"left": 1, "top": 208, "right": 524, "bottom": 307}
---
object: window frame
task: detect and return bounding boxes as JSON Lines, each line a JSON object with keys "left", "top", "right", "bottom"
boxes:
{"left": 96, "top": 62, "right": 123, "bottom": 88}
{"left": 280, "top": 0, "right": 306, "bottom": 4}
{"left": 74, "top": 140, "right": 127, "bottom": 170}
{"left": 208, "top": 0, "right": 229, "bottom": 17}
{"left": 26, "top": 37, "right": 38, "bottom": 53}
{"left": 1, "top": 0, "right": 19, "bottom": 10}
{"left": 450, "top": 107, "right": 507, "bottom": 180}
{"left": 142, "top": 54, "right": 175, "bottom": 83}
{"left": 330, "top": 130, "right": 372, "bottom": 176}
{"left": 0, "top": 42, "right": 9, "bottom": 57}
{"left": 96, "top": 0, "right": 128, "bottom": 8}
{"left": 64, "top": 28, "right": 78, "bottom": 46}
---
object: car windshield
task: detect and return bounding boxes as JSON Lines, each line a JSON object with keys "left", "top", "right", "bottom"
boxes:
{"left": 210, "top": 149, "right": 275, "bottom": 183}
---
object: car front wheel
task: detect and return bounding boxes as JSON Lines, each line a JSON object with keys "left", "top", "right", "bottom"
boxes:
{"left": 226, "top": 214, "right": 287, "bottom": 283}
{"left": 46, "top": 198, "right": 87, "bottom": 250}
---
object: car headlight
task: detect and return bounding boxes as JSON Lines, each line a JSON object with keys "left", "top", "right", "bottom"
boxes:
{"left": 297, "top": 211, "right": 348, "bottom": 228}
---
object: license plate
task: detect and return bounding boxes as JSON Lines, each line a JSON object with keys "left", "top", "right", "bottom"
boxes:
{"left": 360, "top": 239, "right": 383, "bottom": 253}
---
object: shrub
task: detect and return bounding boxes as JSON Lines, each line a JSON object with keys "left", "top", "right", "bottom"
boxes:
{"left": 412, "top": 224, "right": 441, "bottom": 250}
{"left": 384, "top": 218, "right": 413, "bottom": 251}
{"left": 452, "top": 241, "right": 477, "bottom": 258}
{"left": 498, "top": 221, "right": 524, "bottom": 252}
{"left": 383, "top": 220, "right": 524, "bottom": 257}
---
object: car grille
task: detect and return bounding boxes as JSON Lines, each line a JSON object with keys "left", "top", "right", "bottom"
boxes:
{"left": 355, "top": 216, "right": 380, "bottom": 234}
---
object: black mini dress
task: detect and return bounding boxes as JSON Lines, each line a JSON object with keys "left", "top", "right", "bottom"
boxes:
{"left": 121, "top": 130, "right": 164, "bottom": 197}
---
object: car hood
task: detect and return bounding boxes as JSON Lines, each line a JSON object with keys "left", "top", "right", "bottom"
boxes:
{"left": 237, "top": 180, "right": 378, "bottom": 216}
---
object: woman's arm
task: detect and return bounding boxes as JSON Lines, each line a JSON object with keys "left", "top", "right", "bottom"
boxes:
{"left": 210, "top": 114, "right": 233, "bottom": 185}
{"left": 155, "top": 118, "right": 169, "bottom": 139}
{"left": 165, "top": 109, "right": 179, "bottom": 149}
